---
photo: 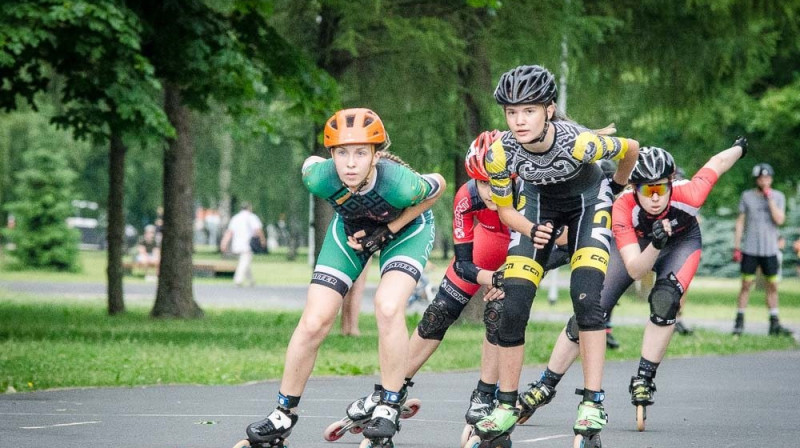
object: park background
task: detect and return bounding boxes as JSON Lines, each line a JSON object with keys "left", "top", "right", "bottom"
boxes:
{"left": 0, "top": 0, "right": 799, "bottom": 393}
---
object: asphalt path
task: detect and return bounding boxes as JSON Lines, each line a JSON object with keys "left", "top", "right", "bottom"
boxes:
{"left": 1, "top": 350, "right": 798, "bottom": 448}
{"left": 0, "top": 279, "right": 790, "bottom": 336}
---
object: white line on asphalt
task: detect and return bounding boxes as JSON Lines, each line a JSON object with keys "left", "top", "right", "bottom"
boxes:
{"left": 517, "top": 434, "right": 573, "bottom": 443}
{"left": 22, "top": 421, "right": 100, "bottom": 429}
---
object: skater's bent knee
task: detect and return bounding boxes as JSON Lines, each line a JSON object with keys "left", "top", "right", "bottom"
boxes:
{"left": 649, "top": 277, "right": 682, "bottom": 326}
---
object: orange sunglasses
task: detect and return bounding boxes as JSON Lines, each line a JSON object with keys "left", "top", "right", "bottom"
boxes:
{"left": 635, "top": 183, "right": 671, "bottom": 197}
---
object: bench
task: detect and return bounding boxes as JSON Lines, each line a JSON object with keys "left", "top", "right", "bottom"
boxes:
{"left": 122, "top": 261, "right": 237, "bottom": 278}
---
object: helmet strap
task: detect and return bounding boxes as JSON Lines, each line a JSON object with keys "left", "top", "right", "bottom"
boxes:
{"left": 532, "top": 103, "right": 552, "bottom": 143}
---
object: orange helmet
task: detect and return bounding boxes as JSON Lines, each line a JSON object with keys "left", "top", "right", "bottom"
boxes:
{"left": 465, "top": 130, "right": 501, "bottom": 181}
{"left": 323, "top": 108, "right": 387, "bottom": 148}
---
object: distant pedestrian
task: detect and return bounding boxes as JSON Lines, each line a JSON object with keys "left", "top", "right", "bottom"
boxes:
{"left": 220, "top": 202, "right": 266, "bottom": 287}
{"left": 732, "top": 163, "right": 792, "bottom": 336}
{"left": 135, "top": 224, "right": 161, "bottom": 281}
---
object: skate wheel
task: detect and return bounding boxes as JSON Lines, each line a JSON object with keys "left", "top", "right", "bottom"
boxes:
{"left": 359, "top": 438, "right": 372, "bottom": 448}
{"left": 349, "top": 425, "right": 364, "bottom": 434}
{"left": 323, "top": 421, "right": 347, "bottom": 442}
{"left": 636, "top": 404, "right": 646, "bottom": 432}
{"left": 400, "top": 398, "right": 421, "bottom": 419}
{"left": 464, "top": 434, "right": 481, "bottom": 448}
{"left": 232, "top": 440, "right": 251, "bottom": 448}
{"left": 574, "top": 434, "right": 601, "bottom": 448}
{"left": 460, "top": 424, "right": 474, "bottom": 447}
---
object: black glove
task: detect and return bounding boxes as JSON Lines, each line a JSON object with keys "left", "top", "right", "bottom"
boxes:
{"left": 529, "top": 222, "right": 551, "bottom": 244}
{"left": 609, "top": 178, "right": 626, "bottom": 195}
{"left": 651, "top": 220, "right": 669, "bottom": 250}
{"left": 357, "top": 225, "right": 395, "bottom": 256}
{"left": 491, "top": 270, "right": 505, "bottom": 291}
{"left": 733, "top": 135, "right": 747, "bottom": 159}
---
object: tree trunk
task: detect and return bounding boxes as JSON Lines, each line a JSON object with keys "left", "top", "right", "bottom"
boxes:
{"left": 218, "top": 129, "right": 233, "bottom": 231}
{"left": 151, "top": 83, "right": 203, "bottom": 319}
{"left": 454, "top": 15, "right": 493, "bottom": 323}
{"left": 106, "top": 131, "right": 126, "bottom": 315}
{"left": 310, "top": 5, "right": 349, "bottom": 263}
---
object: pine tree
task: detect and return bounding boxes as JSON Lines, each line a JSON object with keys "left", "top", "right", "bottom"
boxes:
{"left": 3, "top": 144, "right": 80, "bottom": 271}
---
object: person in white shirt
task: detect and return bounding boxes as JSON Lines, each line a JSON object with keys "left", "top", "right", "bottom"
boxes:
{"left": 221, "top": 202, "right": 266, "bottom": 286}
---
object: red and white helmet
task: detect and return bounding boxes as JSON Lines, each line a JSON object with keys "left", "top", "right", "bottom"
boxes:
{"left": 465, "top": 130, "right": 501, "bottom": 181}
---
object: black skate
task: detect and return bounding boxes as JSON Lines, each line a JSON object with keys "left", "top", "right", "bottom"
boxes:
{"left": 324, "top": 385, "right": 421, "bottom": 442}
{"left": 461, "top": 388, "right": 496, "bottom": 447}
{"left": 629, "top": 376, "right": 656, "bottom": 432}
{"left": 360, "top": 404, "right": 400, "bottom": 448}
{"left": 732, "top": 314, "right": 744, "bottom": 336}
{"left": 517, "top": 380, "right": 556, "bottom": 424}
{"left": 769, "top": 317, "right": 794, "bottom": 337}
{"left": 606, "top": 331, "right": 621, "bottom": 349}
{"left": 233, "top": 407, "right": 298, "bottom": 448}
{"left": 674, "top": 320, "right": 693, "bottom": 335}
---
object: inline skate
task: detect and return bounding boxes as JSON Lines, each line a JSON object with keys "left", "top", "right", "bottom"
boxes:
{"left": 460, "top": 387, "right": 497, "bottom": 446}
{"left": 463, "top": 403, "right": 518, "bottom": 448}
{"left": 572, "top": 389, "right": 606, "bottom": 448}
{"left": 516, "top": 380, "right": 556, "bottom": 425}
{"left": 360, "top": 403, "right": 401, "bottom": 448}
{"left": 323, "top": 385, "right": 420, "bottom": 442}
{"left": 629, "top": 375, "right": 656, "bottom": 432}
{"left": 233, "top": 407, "right": 298, "bottom": 448}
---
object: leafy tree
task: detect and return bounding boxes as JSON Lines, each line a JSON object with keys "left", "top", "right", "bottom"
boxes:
{"left": 128, "top": 0, "right": 336, "bottom": 318}
{"left": 3, "top": 143, "right": 80, "bottom": 271}
{"left": 0, "top": 0, "right": 172, "bottom": 314}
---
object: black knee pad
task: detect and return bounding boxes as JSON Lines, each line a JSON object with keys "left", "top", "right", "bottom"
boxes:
{"left": 495, "top": 282, "right": 535, "bottom": 347}
{"left": 484, "top": 300, "right": 503, "bottom": 345}
{"left": 649, "top": 275, "right": 683, "bottom": 326}
{"left": 565, "top": 315, "right": 580, "bottom": 343}
{"left": 418, "top": 297, "right": 460, "bottom": 340}
{"left": 571, "top": 269, "right": 606, "bottom": 331}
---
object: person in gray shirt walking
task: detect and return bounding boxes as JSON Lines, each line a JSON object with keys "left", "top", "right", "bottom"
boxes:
{"left": 732, "top": 162, "right": 793, "bottom": 336}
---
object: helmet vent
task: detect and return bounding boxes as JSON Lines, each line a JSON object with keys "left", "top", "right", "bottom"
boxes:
{"left": 345, "top": 115, "right": 355, "bottom": 128}
{"left": 329, "top": 119, "right": 338, "bottom": 130}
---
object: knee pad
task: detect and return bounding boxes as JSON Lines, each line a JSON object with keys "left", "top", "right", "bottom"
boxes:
{"left": 417, "top": 297, "right": 460, "bottom": 341}
{"left": 483, "top": 300, "right": 503, "bottom": 345}
{"left": 571, "top": 269, "right": 606, "bottom": 331}
{"left": 495, "top": 282, "right": 534, "bottom": 347}
{"left": 565, "top": 315, "right": 580, "bottom": 343}
{"left": 649, "top": 275, "right": 683, "bottom": 326}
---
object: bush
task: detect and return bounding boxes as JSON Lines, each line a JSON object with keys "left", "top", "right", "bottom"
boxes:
{"left": 2, "top": 145, "right": 80, "bottom": 271}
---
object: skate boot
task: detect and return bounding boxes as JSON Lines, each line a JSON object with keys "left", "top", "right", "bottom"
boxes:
{"left": 324, "top": 385, "right": 421, "bottom": 442}
{"left": 361, "top": 403, "right": 400, "bottom": 448}
{"left": 769, "top": 316, "right": 794, "bottom": 337}
{"left": 461, "top": 388, "right": 496, "bottom": 447}
{"left": 732, "top": 314, "right": 744, "bottom": 336}
{"left": 465, "top": 388, "right": 497, "bottom": 425}
{"left": 605, "top": 331, "right": 620, "bottom": 349}
{"left": 237, "top": 407, "right": 298, "bottom": 448}
{"left": 629, "top": 376, "right": 656, "bottom": 432}
{"left": 674, "top": 320, "right": 693, "bottom": 335}
{"left": 517, "top": 380, "right": 556, "bottom": 424}
{"left": 572, "top": 389, "right": 607, "bottom": 448}
{"left": 466, "top": 403, "right": 518, "bottom": 448}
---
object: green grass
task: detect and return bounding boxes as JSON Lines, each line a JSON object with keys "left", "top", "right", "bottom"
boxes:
{"left": 0, "top": 298, "right": 795, "bottom": 394}
{"left": 0, "top": 248, "right": 411, "bottom": 285}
